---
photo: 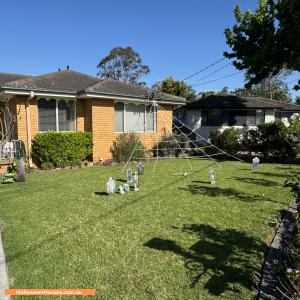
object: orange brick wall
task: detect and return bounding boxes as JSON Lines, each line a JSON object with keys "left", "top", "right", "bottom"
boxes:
{"left": 14, "top": 96, "right": 38, "bottom": 156}
{"left": 10, "top": 96, "right": 174, "bottom": 163}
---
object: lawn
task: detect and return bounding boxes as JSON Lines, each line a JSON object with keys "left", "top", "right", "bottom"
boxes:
{"left": 0, "top": 159, "right": 299, "bottom": 300}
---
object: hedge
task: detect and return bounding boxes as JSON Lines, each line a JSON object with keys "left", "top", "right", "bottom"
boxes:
{"left": 31, "top": 131, "right": 93, "bottom": 169}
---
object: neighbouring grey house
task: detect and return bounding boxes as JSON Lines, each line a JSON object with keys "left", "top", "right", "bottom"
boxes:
{"left": 176, "top": 94, "right": 300, "bottom": 140}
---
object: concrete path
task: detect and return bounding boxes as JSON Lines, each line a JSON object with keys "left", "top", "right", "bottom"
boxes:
{"left": 0, "top": 229, "right": 9, "bottom": 300}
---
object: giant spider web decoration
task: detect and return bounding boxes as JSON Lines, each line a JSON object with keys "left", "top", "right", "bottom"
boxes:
{"left": 122, "top": 101, "right": 244, "bottom": 174}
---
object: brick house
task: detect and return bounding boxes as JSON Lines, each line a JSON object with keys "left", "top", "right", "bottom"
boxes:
{"left": 0, "top": 69, "right": 186, "bottom": 165}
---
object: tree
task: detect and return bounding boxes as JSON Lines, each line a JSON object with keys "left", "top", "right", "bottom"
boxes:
{"left": 233, "top": 72, "right": 292, "bottom": 102}
{"left": 224, "top": 0, "right": 300, "bottom": 90}
{"left": 0, "top": 95, "right": 16, "bottom": 158}
{"left": 97, "top": 47, "right": 150, "bottom": 85}
{"left": 199, "top": 91, "right": 216, "bottom": 98}
{"left": 156, "top": 76, "right": 197, "bottom": 101}
{"left": 296, "top": 96, "right": 300, "bottom": 105}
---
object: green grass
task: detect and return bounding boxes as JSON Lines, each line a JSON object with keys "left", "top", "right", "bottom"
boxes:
{"left": 0, "top": 159, "right": 299, "bottom": 300}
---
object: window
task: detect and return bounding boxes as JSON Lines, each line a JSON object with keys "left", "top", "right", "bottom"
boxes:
{"left": 114, "top": 102, "right": 156, "bottom": 133}
{"left": 38, "top": 99, "right": 57, "bottom": 131}
{"left": 38, "top": 99, "right": 75, "bottom": 132}
{"left": 201, "top": 109, "right": 264, "bottom": 127}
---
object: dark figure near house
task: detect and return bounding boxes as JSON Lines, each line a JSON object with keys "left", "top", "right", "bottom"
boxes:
{"left": 16, "top": 158, "right": 26, "bottom": 182}
{"left": 137, "top": 162, "right": 144, "bottom": 175}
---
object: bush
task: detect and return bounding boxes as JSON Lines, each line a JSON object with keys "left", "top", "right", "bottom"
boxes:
{"left": 256, "top": 121, "right": 296, "bottom": 161}
{"left": 31, "top": 132, "right": 93, "bottom": 168}
{"left": 209, "top": 128, "right": 242, "bottom": 155}
{"left": 110, "top": 133, "right": 145, "bottom": 162}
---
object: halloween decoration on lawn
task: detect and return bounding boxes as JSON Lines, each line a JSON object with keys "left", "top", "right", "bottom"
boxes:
{"left": 127, "top": 168, "right": 133, "bottom": 183}
{"left": 119, "top": 183, "right": 130, "bottom": 194}
{"left": 16, "top": 158, "right": 26, "bottom": 182}
{"left": 209, "top": 167, "right": 216, "bottom": 185}
{"left": 106, "top": 177, "right": 116, "bottom": 195}
{"left": 133, "top": 172, "right": 139, "bottom": 191}
{"left": 252, "top": 157, "right": 260, "bottom": 172}
{"left": 2, "top": 162, "right": 17, "bottom": 184}
{"left": 137, "top": 162, "right": 144, "bottom": 175}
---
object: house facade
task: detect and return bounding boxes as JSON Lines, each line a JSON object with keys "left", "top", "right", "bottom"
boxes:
{"left": 176, "top": 94, "right": 300, "bottom": 140}
{"left": 0, "top": 69, "right": 186, "bottom": 165}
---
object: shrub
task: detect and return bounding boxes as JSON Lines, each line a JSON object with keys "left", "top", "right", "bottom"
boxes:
{"left": 256, "top": 121, "right": 296, "bottom": 161}
{"left": 31, "top": 132, "right": 93, "bottom": 168}
{"left": 110, "top": 133, "right": 145, "bottom": 162}
{"left": 209, "top": 128, "right": 242, "bottom": 155}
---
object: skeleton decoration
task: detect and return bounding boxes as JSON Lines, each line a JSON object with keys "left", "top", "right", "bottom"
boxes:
{"left": 106, "top": 177, "right": 116, "bottom": 195}
{"left": 16, "top": 157, "right": 26, "bottom": 182}
{"left": 133, "top": 172, "right": 139, "bottom": 191}
{"left": 137, "top": 162, "right": 144, "bottom": 176}
{"left": 209, "top": 167, "right": 216, "bottom": 185}
{"left": 127, "top": 168, "right": 133, "bottom": 183}
{"left": 252, "top": 157, "right": 260, "bottom": 172}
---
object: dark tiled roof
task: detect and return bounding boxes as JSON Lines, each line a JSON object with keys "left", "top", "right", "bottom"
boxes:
{"left": 0, "top": 72, "right": 31, "bottom": 86}
{"left": 86, "top": 78, "right": 186, "bottom": 103}
{"left": 182, "top": 94, "right": 300, "bottom": 111}
{"left": 3, "top": 70, "right": 101, "bottom": 93}
{"left": 1, "top": 69, "right": 186, "bottom": 103}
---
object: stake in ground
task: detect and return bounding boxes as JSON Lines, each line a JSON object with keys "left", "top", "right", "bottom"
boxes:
{"left": 0, "top": 160, "right": 298, "bottom": 300}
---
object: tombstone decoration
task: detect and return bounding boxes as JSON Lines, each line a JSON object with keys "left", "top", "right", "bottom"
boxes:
{"left": 127, "top": 168, "right": 133, "bottom": 183}
{"left": 123, "top": 183, "right": 130, "bottom": 192}
{"left": 133, "top": 172, "right": 139, "bottom": 191}
{"left": 252, "top": 157, "right": 260, "bottom": 172}
{"left": 209, "top": 167, "right": 216, "bottom": 185}
{"left": 119, "top": 185, "right": 125, "bottom": 194}
{"left": 106, "top": 177, "right": 116, "bottom": 195}
{"left": 137, "top": 162, "right": 144, "bottom": 176}
{"left": 16, "top": 158, "right": 26, "bottom": 182}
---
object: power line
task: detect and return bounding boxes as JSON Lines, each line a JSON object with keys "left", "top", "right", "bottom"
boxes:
{"left": 193, "top": 71, "right": 243, "bottom": 87}
{"left": 183, "top": 57, "right": 226, "bottom": 81}
{"left": 190, "top": 62, "right": 232, "bottom": 86}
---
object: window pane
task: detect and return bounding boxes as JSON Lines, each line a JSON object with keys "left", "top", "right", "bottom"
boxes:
{"left": 145, "top": 105, "right": 155, "bottom": 131}
{"left": 115, "top": 102, "right": 124, "bottom": 132}
{"left": 256, "top": 110, "right": 265, "bottom": 125}
{"left": 38, "top": 99, "right": 56, "bottom": 131}
{"left": 58, "top": 100, "right": 75, "bottom": 131}
{"left": 125, "top": 104, "right": 145, "bottom": 132}
{"left": 206, "top": 110, "right": 222, "bottom": 126}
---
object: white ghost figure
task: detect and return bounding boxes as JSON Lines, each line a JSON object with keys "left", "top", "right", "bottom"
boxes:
{"left": 106, "top": 177, "right": 116, "bottom": 195}
{"left": 119, "top": 185, "right": 125, "bottom": 194}
{"left": 209, "top": 167, "right": 216, "bottom": 185}
{"left": 127, "top": 168, "right": 133, "bottom": 183}
{"left": 134, "top": 172, "right": 139, "bottom": 191}
{"left": 137, "top": 162, "right": 144, "bottom": 175}
{"left": 281, "top": 117, "right": 290, "bottom": 127}
{"left": 291, "top": 113, "right": 300, "bottom": 121}
{"left": 252, "top": 157, "right": 260, "bottom": 172}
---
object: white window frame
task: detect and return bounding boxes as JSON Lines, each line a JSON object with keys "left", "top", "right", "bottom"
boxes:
{"left": 37, "top": 98, "right": 76, "bottom": 132}
{"left": 114, "top": 101, "right": 156, "bottom": 133}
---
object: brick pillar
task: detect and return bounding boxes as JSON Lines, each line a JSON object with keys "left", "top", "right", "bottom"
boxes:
{"left": 91, "top": 99, "right": 114, "bottom": 162}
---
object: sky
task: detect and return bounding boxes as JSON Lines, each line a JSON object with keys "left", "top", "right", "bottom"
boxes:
{"left": 0, "top": 0, "right": 298, "bottom": 99}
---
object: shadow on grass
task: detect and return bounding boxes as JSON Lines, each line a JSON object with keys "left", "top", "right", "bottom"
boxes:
{"left": 180, "top": 184, "right": 286, "bottom": 205}
{"left": 232, "top": 177, "right": 279, "bottom": 187}
{"left": 145, "top": 224, "right": 265, "bottom": 296}
{"left": 95, "top": 191, "right": 107, "bottom": 196}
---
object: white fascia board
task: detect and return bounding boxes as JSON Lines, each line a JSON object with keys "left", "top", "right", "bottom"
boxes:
{"left": 79, "top": 93, "right": 185, "bottom": 105}
{"left": 1, "top": 89, "right": 76, "bottom": 98}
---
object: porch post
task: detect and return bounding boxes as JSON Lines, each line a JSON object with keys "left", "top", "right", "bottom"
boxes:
{"left": 25, "top": 91, "right": 34, "bottom": 167}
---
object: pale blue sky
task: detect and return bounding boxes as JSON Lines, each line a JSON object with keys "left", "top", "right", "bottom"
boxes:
{"left": 0, "top": 0, "right": 298, "bottom": 99}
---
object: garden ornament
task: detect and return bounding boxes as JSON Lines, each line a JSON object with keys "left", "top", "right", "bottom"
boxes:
{"left": 252, "top": 157, "right": 260, "bottom": 172}
{"left": 127, "top": 168, "right": 133, "bottom": 183}
{"left": 119, "top": 185, "right": 125, "bottom": 194}
{"left": 209, "top": 167, "right": 216, "bottom": 185}
{"left": 137, "top": 161, "right": 144, "bottom": 175}
{"left": 133, "top": 172, "right": 139, "bottom": 191}
{"left": 106, "top": 177, "right": 116, "bottom": 195}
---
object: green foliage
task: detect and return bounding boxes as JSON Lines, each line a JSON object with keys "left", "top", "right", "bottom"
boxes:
{"left": 110, "top": 133, "right": 145, "bottom": 162}
{"left": 31, "top": 132, "right": 93, "bottom": 169}
{"left": 156, "top": 76, "right": 197, "bottom": 102}
{"left": 225, "top": 0, "right": 300, "bottom": 90}
{"left": 285, "top": 175, "right": 300, "bottom": 203}
{"left": 233, "top": 73, "right": 292, "bottom": 102}
{"left": 209, "top": 128, "right": 242, "bottom": 155}
{"left": 97, "top": 47, "right": 150, "bottom": 85}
